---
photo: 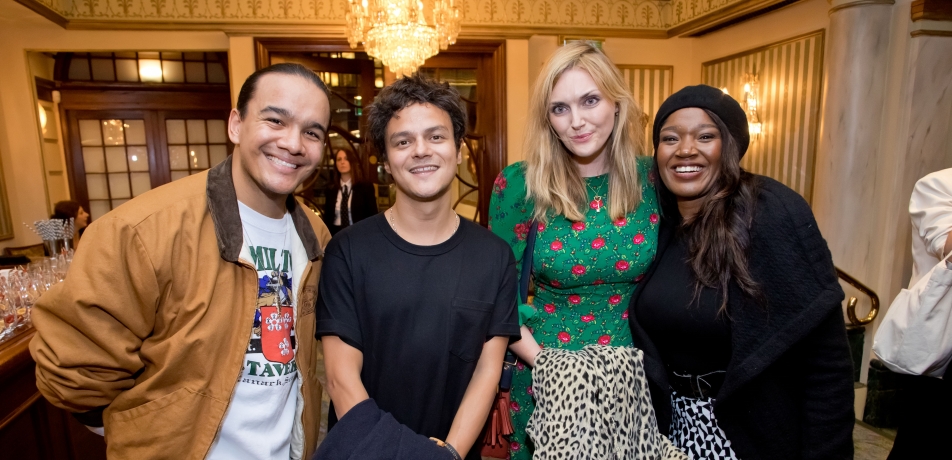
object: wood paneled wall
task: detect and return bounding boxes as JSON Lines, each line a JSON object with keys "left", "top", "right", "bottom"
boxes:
{"left": 618, "top": 65, "right": 674, "bottom": 153}
{"left": 702, "top": 30, "right": 825, "bottom": 202}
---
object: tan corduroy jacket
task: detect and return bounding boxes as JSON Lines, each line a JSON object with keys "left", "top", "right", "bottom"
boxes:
{"left": 30, "top": 156, "right": 331, "bottom": 459}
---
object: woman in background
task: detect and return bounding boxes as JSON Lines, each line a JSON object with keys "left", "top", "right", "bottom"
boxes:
{"left": 322, "top": 149, "right": 378, "bottom": 235}
{"left": 629, "top": 85, "right": 854, "bottom": 459}
{"left": 51, "top": 200, "right": 89, "bottom": 248}
{"left": 489, "top": 41, "right": 659, "bottom": 459}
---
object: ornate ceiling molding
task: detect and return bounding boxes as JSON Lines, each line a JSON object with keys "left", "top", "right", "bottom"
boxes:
{"left": 15, "top": 0, "right": 792, "bottom": 37}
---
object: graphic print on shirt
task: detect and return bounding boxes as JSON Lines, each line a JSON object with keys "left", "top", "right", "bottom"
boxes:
{"left": 244, "top": 246, "right": 297, "bottom": 386}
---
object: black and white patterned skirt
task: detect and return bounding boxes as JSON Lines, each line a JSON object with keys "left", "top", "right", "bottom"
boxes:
{"left": 668, "top": 391, "right": 739, "bottom": 460}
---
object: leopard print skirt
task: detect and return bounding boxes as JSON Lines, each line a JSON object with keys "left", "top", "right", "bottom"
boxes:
{"left": 526, "top": 345, "right": 688, "bottom": 460}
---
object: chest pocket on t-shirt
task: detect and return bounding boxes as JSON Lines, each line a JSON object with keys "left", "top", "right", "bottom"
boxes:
{"left": 449, "top": 298, "right": 494, "bottom": 362}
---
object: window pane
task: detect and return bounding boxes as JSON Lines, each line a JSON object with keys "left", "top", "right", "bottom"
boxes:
{"left": 91, "top": 59, "right": 115, "bottom": 81}
{"left": 112, "top": 199, "right": 130, "bottom": 209}
{"left": 89, "top": 52, "right": 112, "bottom": 58}
{"left": 79, "top": 120, "right": 102, "bottom": 146}
{"left": 169, "top": 145, "right": 188, "bottom": 170}
{"left": 163, "top": 60, "right": 184, "bottom": 83}
{"left": 207, "top": 119, "right": 227, "bottom": 143}
{"left": 82, "top": 147, "right": 106, "bottom": 173}
{"left": 207, "top": 62, "right": 227, "bottom": 83}
{"left": 139, "top": 59, "right": 163, "bottom": 82}
{"left": 131, "top": 172, "right": 152, "bottom": 197}
{"left": 183, "top": 52, "right": 204, "bottom": 61}
{"left": 186, "top": 120, "right": 207, "bottom": 143}
{"left": 105, "top": 146, "right": 128, "bottom": 172}
{"left": 127, "top": 146, "right": 149, "bottom": 172}
{"left": 89, "top": 200, "right": 110, "bottom": 221}
{"left": 171, "top": 171, "right": 189, "bottom": 182}
{"left": 114, "top": 52, "right": 136, "bottom": 59}
{"left": 108, "top": 173, "right": 131, "bottom": 198}
{"left": 209, "top": 145, "right": 228, "bottom": 167}
{"left": 116, "top": 59, "right": 138, "bottom": 82}
{"left": 124, "top": 120, "right": 146, "bottom": 145}
{"left": 161, "top": 52, "right": 182, "bottom": 60}
{"left": 138, "top": 51, "right": 160, "bottom": 59}
{"left": 86, "top": 173, "right": 109, "bottom": 199}
{"left": 102, "top": 120, "right": 125, "bottom": 146}
{"left": 189, "top": 145, "right": 209, "bottom": 169}
{"left": 166, "top": 120, "right": 186, "bottom": 144}
{"left": 68, "top": 58, "right": 90, "bottom": 80}
{"left": 185, "top": 61, "right": 206, "bottom": 83}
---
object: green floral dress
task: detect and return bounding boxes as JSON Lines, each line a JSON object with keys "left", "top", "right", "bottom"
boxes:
{"left": 488, "top": 156, "right": 659, "bottom": 460}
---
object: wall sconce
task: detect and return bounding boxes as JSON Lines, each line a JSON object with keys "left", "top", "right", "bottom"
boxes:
{"left": 743, "top": 72, "right": 762, "bottom": 139}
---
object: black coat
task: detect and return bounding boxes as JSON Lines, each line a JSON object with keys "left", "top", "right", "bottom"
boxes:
{"left": 322, "top": 181, "right": 379, "bottom": 235}
{"left": 628, "top": 175, "right": 855, "bottom": 460}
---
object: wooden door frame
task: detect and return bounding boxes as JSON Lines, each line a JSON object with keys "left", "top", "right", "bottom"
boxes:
{"left": 254, "top": 38, "right": 507, "bottom": 226}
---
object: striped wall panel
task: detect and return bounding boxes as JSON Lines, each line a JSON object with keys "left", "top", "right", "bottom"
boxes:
{"left": 618, "top": 65, "right": 674, "bottom": 153}
{"left": 702, "top": 30, "right": 825, "bottom": 203}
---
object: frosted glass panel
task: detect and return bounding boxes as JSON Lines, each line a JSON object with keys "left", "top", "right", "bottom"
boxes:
{"left": 116, "top": 59, "right": 138, "bottom": 82}
{"left": 131, "top": 172, "right": 151, "bottom": 197}
{"left": 209, "top": 145, "right": 228, "bottom": 166}
{"left": 112, "top": 199, "right": 130, "bottom": 209}
{"left": 108, "top": 173, "right": 131, "bottom": 198}
{"left": 86, "top": 173, "right": 109, "bottom": 199}
{"left": 105, "top": 146, "right": 128, "bottom": 172}
{"left": 169, "top": 146, "right": 188, "bottom": 170}
{"left": 102, "top": 120, "right": 125, "bottom": 145}
{"left": 91, "top": 59, "right": 115, "bottom": 81}
{"left": 185, "top": 61, "right": 206, "bottom": 83}
{"left": 207, "top": 62, "right": 227, "bottom": 83}
{"left": 207, "top": 120, "right": 227, "bottom": 143}
{"left": 124, "top": 120, "right": 146, "bottom": 145}
{"left": 163, "top": 60, "right": 184, "bottom": 83}
{"left": 127, "top": 146, "right": 149, "bottom": 172}
{"left": 186, "top": 120, "right": 207, "bottom": 143}
{"left": 166, "top": 120, "right": 186, "bottom": 144}
{"left": 79, "top": 120, "right": 102, "bottom": 146}
{"left": 83, "top": 147, "right": 106, "bottom": 173}
{"left": 171, "top": 171, "right": 189, "bottom": 182}
{"left": 89, "top": 200, "right": 110, "bottom": 221}
{"left": 189, "top": 145, "right": 209, "bottom": 169}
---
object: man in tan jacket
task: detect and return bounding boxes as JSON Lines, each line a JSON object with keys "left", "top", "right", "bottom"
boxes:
{"left": 30, "top": 63, "right": 332, "bottom": 460}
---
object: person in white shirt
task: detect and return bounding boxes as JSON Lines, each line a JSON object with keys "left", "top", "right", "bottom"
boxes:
{"left": 322, "top": 148, "right": 378, "bottom": 235}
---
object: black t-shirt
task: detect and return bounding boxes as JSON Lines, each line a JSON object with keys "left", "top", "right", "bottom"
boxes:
{"left": 633, "top": 234, "right": 731, "bottom": 375}
{"left": 316, "top": 213, "right": 521, "bottom": 452}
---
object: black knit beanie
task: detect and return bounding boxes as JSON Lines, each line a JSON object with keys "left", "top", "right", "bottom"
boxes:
{"left": 652, "top": 84, "right": 750, "bottom": 158}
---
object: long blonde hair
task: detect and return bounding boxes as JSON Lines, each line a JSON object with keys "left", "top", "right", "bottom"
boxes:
{"left": 525, "top": 41, "right": 646, "bottom": 223}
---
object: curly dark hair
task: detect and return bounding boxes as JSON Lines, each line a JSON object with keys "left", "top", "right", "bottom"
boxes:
{"left": 366, "top": 74, "right": 466, "bottom": 162}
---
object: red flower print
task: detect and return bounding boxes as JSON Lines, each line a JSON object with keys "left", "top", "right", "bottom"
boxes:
{"left": 537, "top": 222, "right": 546, "bottom": 232}
{"left": 544, "top": 303, "right": 556, "bottom": 314}
{"left": 527, "top": 385, "right": 534, "bottom": 395}
{"left": 622, "top": 310, "right": 629, "bottom": 319}
{"left": 609, "top": 294, "right": 622, "bottom": 305}
{"left": 635, "top": 274, "right": 645, "bottom": 282}
{"left": 515, "top": 223, "right": 528, "bottom": 240}
{"left": 558, "top": 331, "right": 571, "bottom": 343}
{"left": 593, "top": 279, "right": 605, "bottom": 285}
{"left": 633, "top": 233, "right": 645, "bottom": 244}
{"left": 649, "top": 170, "right": 658, "bottom": 183}
{"left": 598, "top": 335, "right": 612, "bottom": 345}
{"left": 614, "top": 217, "right": 627, "bottom": 227}
{"left": 550, "top": 240, "right": 563, "bottom": 251}
{"left": 649, "top": 213, "right": 659, "bottom": 224}
{"left": 572, "top": 264, "right": 586, "bottom": 275}
{"left": 581, "top": 314, "right": 595, "bottom": 323}
{"left": 493, "top": 174, "right": 507, "bottom": 194}
{"left": 511, "top": 442, "right": 521, "bottom": 451}
{"left": 569, "top": 294, "right": 581, "bottom": 304}
{"left": 551, "top": 280, "right": 561, "bottom": 287}
{"left": 591, "top": 237, "right": 606, "bottom": 249}
{"left": 516, "top": 361, "right": 525, "bottom": 371}
{"left": 616, "top": 260, "right": 630, "bottom": 271}
{"left": 572, "top": 221, "right": 586, "bottom": 231}
{"left": 510, "top": 401, "right": 521, "bottom": 412}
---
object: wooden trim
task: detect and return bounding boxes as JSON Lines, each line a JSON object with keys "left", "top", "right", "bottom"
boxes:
{"left": 701, "top": 29, "right": 826, "bottom": 67}
{"left": 13, "top": 0, "right": 69, "bottom": 28}
{"left": 911, "top": 29, "right": 952, "bottom": 37}
{"left": 668, "top": 0, "right": 794, "bottom": 37}
{"left": 0, "top": 393, "right": 42, "bottom": 433}
{"left": 59, "top": 89, "right": 230, "bottom": 111}
{"left": 0, "top": 327, "right": 35, "bottom": 376}
{"left": 829, "top": 0, "right": 895, "bottom": 15}
{"left": 912, "top": 0, "right": 952, "bottom": 21}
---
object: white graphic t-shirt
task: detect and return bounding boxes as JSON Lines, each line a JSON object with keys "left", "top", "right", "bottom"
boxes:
{"left": 207, "top": 201, "right": 308, "bottom": 460}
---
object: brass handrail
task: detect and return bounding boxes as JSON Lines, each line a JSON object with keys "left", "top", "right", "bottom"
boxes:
{"left": 835, "top": 267, "right": 880, "bottom": 326}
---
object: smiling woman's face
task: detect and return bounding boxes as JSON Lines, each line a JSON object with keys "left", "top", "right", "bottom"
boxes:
{"left": 547, "top": 67, "right": 617, "bottom": 174}
{"left": 656, "top": 107, "right": 723, "bottom": 219}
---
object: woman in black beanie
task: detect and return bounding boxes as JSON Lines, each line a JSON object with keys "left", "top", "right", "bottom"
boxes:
{"left": 628, "top": 85, "right": 855, "bottom": 459}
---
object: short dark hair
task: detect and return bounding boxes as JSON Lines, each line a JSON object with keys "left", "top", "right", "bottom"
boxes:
{"left": 51, "top": 200, "right": 81, "bottom": 220}
{"left": 366, "top": 74, "right": 466, "bottom": 162}
{"left": 236, "top": 63, "right": 331, "bottom": 118}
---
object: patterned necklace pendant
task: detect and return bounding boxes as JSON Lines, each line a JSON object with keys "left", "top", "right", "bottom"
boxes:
{"left": 590, "top": 196, "right": 604, "bottom": 213}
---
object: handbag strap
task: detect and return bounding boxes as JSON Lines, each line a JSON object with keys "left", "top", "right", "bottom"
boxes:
{"left": 519, "top": 220, "right": 538, "bottom": 305}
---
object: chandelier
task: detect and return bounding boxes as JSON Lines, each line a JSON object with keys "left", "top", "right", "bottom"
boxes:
{"left": 346, "top": 0, "right": 461, "bottom": 77}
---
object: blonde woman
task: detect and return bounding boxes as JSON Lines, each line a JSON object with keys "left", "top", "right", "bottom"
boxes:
{"left": 489, "top": 41, "right": 660, "bottom": 458}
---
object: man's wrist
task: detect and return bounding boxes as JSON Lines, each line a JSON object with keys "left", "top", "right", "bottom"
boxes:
{"left": 429, "top": 437, "right": 462, "bottom": 460}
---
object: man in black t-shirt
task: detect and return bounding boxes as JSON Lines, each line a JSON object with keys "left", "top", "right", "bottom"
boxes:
{"left": 316, "top": 74, "right": 521, "bottom": 460}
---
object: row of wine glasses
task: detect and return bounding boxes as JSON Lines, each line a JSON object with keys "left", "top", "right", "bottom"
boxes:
{"left": 0, "top": 251, "right": 72, "bottom": 343}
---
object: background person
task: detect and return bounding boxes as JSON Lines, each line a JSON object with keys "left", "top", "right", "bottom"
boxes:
{"left": 322, "top": 148, "right": 378, "bottom": 235}
{"left": 629, "top": 85, "right": 854, "bottom": 459}
{"left": 488, "top": 41, "right": 660, "bottom": 459}
{"left": 50, "top": 200, "right": 89, "bottom": 248}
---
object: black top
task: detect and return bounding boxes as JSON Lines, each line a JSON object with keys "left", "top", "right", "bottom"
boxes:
{"left": 633, "top": 236, "right": 731, "bottom": 375}
{"left": 629, "top": 175, "right": 855, "bottom": 460}
{"left": 321, "top": 181, "right": 379, "bottom": 235}
{"left": 316, "top": 213, "right": 521, "bottom": 458}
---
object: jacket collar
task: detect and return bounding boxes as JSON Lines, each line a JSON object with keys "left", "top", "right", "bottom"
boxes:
{"left": 206, "top": 155, "right": 323, "bottom": 263}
